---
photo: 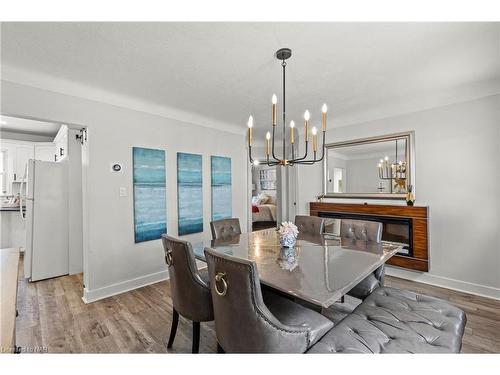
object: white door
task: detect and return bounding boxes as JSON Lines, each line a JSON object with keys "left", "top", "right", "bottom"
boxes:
{"left": 30, "top": 160, "right": 69, "bottom": 281}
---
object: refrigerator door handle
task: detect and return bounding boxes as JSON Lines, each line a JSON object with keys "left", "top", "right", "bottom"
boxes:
{"left": 19, "top": 181, "right": 24, "bottom": 220}
{"left": 19, "top": 163, "right": 27, "bottom": 221}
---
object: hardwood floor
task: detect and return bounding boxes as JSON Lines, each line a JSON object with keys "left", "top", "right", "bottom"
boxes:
{"left": 16, "top": 263, "right": 217, "bottom": 353}
{"left": 15, "top": 258, "right": 500, "bottom": 353}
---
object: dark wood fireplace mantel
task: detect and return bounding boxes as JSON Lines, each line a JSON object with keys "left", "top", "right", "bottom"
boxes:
{"left": 310, "top": 202, "right": 429, "bottom": 271}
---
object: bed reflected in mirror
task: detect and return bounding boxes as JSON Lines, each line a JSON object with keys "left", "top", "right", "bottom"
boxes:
{"left": 251, "top": 164, "right": 277, "bottom": 231}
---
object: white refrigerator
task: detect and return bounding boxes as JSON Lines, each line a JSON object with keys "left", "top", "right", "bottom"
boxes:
{"left": 22, "top": 159, "right": 69, "bottom": 282}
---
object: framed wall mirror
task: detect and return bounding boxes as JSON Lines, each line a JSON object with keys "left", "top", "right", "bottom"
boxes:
{"left": 323, "top": 132, "right": 415, "bottom": 199}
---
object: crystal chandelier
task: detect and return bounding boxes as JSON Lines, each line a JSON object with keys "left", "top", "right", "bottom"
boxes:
{"left": 247, "top": 48, "right": 328, "bottom": 166}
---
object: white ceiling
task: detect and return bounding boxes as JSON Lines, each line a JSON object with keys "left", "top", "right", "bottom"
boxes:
{"left": 0, "top": 115, "right": 61, "bottom": 137}
{"left": 1, "top": 22, "right": 499, "bottom": 138}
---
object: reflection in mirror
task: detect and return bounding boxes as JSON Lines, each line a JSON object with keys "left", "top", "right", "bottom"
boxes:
{"left": 328, "top": 167, "right": 345, "bottom": 193}
{"left": 324, "top": 133, "right": 413, "bottom": 198}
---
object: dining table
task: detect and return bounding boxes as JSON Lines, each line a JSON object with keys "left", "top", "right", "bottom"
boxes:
{"left": 192, "top": 228, "right": 402, "bottom": 309}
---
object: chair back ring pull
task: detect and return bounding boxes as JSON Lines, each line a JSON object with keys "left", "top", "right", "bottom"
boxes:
{"left": 214, "top": 272, "right": 228, "bottom": 296}
{"left": 165, "top": 250, "right": 173, "bottom": 266}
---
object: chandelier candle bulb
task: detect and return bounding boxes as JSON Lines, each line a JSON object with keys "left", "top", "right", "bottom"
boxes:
{"left": 312, "top": 127, "right": 318, "bottom": 152}
{"left": 322, "top": 104, "right": 327, "bottom": 132}
{"left": 247, "top": 116, "right": 254, "bottom": 146}
{"left": 290, "top": 120, "right": 295, "bottom": 143}
{"left": 272, "top": 94, "right": 277, "bottom": 126}
{"left": 266, "top": 131, "right": 271, "bottom": 155}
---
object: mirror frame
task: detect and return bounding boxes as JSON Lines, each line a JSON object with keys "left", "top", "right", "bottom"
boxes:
{"left": 322, "top": 131, "right": 415, "bottom": 200}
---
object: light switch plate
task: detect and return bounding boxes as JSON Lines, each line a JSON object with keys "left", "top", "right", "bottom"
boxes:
{"left": 119, "top": 187, "right": 127, "bottom": 197}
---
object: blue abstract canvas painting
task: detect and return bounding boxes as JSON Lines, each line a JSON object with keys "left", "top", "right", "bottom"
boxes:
{"left": 211, "top": 156, "right": 232, "bottom": 221}
{"left": 133, "top": 147, "right": 166, "bottom": 243}
{"left": 177, "top": 152, "right": 203, "bottom": 235}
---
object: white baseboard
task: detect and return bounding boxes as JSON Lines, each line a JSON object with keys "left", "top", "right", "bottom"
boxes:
{"left": 386, "top": 266, "right": 500, "bottom": 301}
{"left": 82, "top": 270, "right": 169, "bottom": 303}
{"left": 81, "top": 264, "right": 499, "bottom": 303}
{"left": 81, "top": 263, "right": 208, "bottom": 304}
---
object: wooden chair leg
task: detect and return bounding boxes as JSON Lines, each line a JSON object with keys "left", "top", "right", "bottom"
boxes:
{"left": 217, "top": 342, "right": 225, "bottom": 353}
{"left": 167, "top": 308, "right": 179, "bottom": 348}
{"left": 192, "top": 321, "right": 200, "bottom": 353}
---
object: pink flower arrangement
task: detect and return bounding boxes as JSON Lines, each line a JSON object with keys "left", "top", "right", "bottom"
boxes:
{"left": 278, "top": 221, "right": 299, "bottom": 238}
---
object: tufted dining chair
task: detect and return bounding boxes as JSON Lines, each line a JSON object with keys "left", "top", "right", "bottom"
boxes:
{"left": 294, "top": 215, "right": 325, "bottom": 236}
{"left": 210, "top": 218, "right": 242, "bottom": 240}
{"left": 340, "top": 219, "right": 385, "bottom": 300}
{"left": 340, "top": 219, "right": 383, "bottom": 242}
{"left": 204, "top": 248, "right": 333, "bottom": 353}
{"left": 161, "top": 235, "right": 214, "bottom": 353}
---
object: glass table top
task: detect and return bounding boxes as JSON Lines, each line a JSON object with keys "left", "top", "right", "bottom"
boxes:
{"left": 192, "top": 229, "right": 402, "bottom": 308}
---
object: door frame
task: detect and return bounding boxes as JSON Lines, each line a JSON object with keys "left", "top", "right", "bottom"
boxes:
{"left": 0, "top": 112, "right": 89, "bottom": 293}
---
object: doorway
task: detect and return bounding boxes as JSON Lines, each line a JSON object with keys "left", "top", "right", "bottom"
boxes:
{"left": 249, "top": 162, "right": 278, "bottom": 231}
{"left": 0, "top": 114, "right": 88, "bottom": 287}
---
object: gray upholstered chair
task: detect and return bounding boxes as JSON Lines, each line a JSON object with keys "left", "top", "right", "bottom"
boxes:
{"left": 204, "top": 248, "right": 333, "bottom": 353}
{"left": 294, "top": 215, "right": 325, "bottom": 236}
{"left": 340, "top": 219, "right": 385, "bottom": 300}
{"left": 340, "top": 219, "right": 383, "bottom": 242}
{"left": 210, "top": 218, "right": 242, "bottom": 240}
{"left": 161, "top": 235, "right": 214, "bottom": 353}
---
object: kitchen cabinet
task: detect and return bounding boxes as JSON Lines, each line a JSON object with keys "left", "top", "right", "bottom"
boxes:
{"left": 0, "top": 209, "right": 25, "bottom": 249}
{"left": 0, "top": 149, "right": 8, "bottom": 195}
{"left": 14, "top": 144, "right": 34, "bottom": 181}
{"left": 53, "top": 125, "right": 68, "bottom": 162}
{"left": 0, "top": 142, "right": 19, "bottom": 195}
{"left": 0, "top": 139, "right": 59, "bottom": 195}
{"left": 0, "top": 141, "right": 34, "bottom": 184}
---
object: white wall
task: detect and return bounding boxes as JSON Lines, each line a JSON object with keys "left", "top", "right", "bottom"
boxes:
{"left": 1, "top": 80, "right": 248, "bottom": 302}
{"left": 345, "top": 156, "right": 392, "bottom": 193}
{"left": 297, "top": 95, "right": 500, "bottom": 299}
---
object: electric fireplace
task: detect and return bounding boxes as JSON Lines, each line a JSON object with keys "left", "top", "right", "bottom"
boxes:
{"left": 310, "top": 202, "right": 429, "bottom": 271}
{"left": 319, "top": 212, "right": 413, "bottom": 257}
